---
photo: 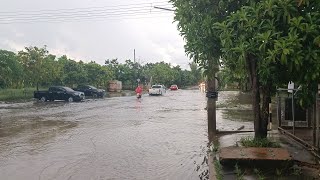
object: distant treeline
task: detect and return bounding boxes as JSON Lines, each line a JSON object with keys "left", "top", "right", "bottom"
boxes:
{"left": 0, "top": 46, "right": 203, "bottom": 90}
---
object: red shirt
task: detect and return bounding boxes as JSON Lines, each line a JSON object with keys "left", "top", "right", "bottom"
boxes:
{"left": 135, "top": 86, "right": 142, "bottom": 94}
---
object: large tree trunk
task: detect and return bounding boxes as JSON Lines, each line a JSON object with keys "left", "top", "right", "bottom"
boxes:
{"left": 261, "top": 83, "right": 271, "bottom": 138}
{"left": 247, "top": 55, "right": 266, "bottom": 138}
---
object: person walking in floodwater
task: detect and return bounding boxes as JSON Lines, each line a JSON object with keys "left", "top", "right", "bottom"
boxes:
{"left": 135, "top": 84, "right": 143, "bottom": 99}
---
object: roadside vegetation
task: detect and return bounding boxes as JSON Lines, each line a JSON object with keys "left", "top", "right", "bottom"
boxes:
{"left": 214, "top": 159, "right": 224, "bottom": 180}
{"left": 0, "top": 47, "right": 203, "bottom": 101}
{"left": 232, "top": 164, "right": 305, "bottom": 179}
{"left": 239, "top": 137, "right": 281, "bottom": 148}
{"left": 0, "top": 88, "right": 39, "bottom": 101}
{"left": 171, "top": 0, "right": 320, "bottom": 139}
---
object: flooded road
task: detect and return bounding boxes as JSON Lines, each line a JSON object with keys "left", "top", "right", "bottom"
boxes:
{"left": 0, "top": 90, "right": 253, "bottom": 180}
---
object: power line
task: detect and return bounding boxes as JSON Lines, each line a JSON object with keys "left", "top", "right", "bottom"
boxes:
{"left": 0, "top": 12, "right": 172, "bottom": 24}
{"left": 0, "top": 1, "right": 171, "bottom": 15}
{"left": 0, "top": 1, "right": 174, "bottom": 24}
{"left": 0, "top": 7, "right": 173, "bottom": 19}
{"left": 154, "top": 6, "right": 175, "bottom": 11}
{"left": 0, "top": 9, "right": 172, "bottom": 21}
{"left": 0, "top": 13, "right": 173, "bottom": 24}
{"left": 0, "top": 4, "right": 172, "bottom": 19}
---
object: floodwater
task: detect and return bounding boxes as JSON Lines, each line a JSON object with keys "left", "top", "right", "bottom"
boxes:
{"left": 0, "top": 90, "right": 253, "bottom": 180}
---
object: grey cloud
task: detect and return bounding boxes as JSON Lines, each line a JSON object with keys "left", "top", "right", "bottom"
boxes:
{"left": 0, "top": 0, "right": 190, "bottom": 68}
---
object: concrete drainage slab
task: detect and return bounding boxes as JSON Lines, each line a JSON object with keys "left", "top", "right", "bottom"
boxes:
{"left": 219, "top": 147, "right": 292, "bottom": 167}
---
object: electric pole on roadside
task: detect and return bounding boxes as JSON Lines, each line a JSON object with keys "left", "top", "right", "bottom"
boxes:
{"left": 134, "top": 49, "right": 136, "bottom": 63}
{"left": 206, "top": 71, "right": 219, "bottom": 140}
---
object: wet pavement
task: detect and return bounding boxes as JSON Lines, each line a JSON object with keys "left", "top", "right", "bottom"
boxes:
{"left": 0, "top": 90, "right": 254, "bottom": 180}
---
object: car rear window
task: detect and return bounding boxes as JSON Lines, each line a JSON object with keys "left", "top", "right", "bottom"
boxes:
{"left": 62, "top": 87, "right": 75, "bottom": 92}
{"left": 152, "top": 85, "right": 161, "bottom": 88}
{"left": 88, "top": 85, "right": 97, "bottom": 89}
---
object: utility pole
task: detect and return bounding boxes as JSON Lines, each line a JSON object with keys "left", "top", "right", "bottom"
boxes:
{"left": 134, "top": 49, "right": 136, "bottom": 63}
{"left": 206, "top": 71, "right": 218, "bottom": 140}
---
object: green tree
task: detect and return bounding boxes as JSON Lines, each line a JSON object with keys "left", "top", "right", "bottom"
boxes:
{"left": 148, "top": 62, "right": 174, "bottom": 86}
{"left": 0, "top": 44, "right": 203, "bottom": 93}
{"left": 172, "top": 0, "right": 320, "bottom": 138}
{"left": 180, "top": 70, "right": 196, "bottom": 87}
{"left": 105, "top": 58, "right": 120, "bottom": 79}
{"left": 215, "top": 0, "right": 320, "bottom": 137}
{"left": 122, "top": 60, "right": 142, "bottom": 89}
{"left": 17, "top": 46, "right": 49, "bottom": 90}
{"left": 41, "top": 54, "right": 58, "bottom": 87}
{"left": 0, "top": 50, "right": 24, "bottom": 88}
{"left": 189, "top": 62, "right": 202, "bottom": 85}
{"left": 100, "top": 65, "right": 114, "bottom": 88}
{"left": 171, "top": 65, "right": 182, "bottom": 87}
{"left": 218, "top": 66, "right": 249, "bottom": 91}
{"left": 63, "top": 59, "right": 87, "bottom": 87}
{"left": 84, "top": 61, "right": 113, "bottom": 88}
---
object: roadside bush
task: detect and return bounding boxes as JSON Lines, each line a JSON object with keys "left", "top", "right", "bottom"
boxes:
{"left": 240, "top": 137, "right": 280, "bottom": 148}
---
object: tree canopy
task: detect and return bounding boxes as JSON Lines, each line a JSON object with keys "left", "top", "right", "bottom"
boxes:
{"left": 0, "top": 46, "right": 202, "bottom": 90}
{"left": 171, "top": 0, "right": 320, "bottom": 138}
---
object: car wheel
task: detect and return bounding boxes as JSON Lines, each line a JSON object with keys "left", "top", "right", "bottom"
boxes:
{"left": 67, "top": 97, "right": 74, "bottom": 102}
{"left": 40, "top": 96, "right": 46, "bottom": 102}
{"left": 93, "top": 93, "right": 98, "bottom": 98}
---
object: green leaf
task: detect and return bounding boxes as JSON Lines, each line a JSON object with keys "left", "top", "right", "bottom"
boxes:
{"left": 313, "top": 36, "right": 320, "bottom": 47}
{"left": 283, "top": 49, "right": 290, "bottom": 55}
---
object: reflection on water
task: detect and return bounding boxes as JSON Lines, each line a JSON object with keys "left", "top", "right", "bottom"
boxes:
{"left": 0, "top": 119, "right": 77, "bottom": 138}
{"left": 217, "top": 91, "right": 252, "bottom": 109}
{"left": 222, "top": 109, "right": 253, "bottom": 122}
{"left": 216, "top": 91, "right": 254, "bottom": 131}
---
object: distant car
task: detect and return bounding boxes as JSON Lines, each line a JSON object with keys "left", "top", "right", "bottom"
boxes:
{"left": 170, "top": 85, "right": 178, "bottom": 90}
{"left": 149, "top": 85, "right": 166, "bottom": 95}
{"left": 74, "top": 85, "right": 105, "bottom": 98}
{"left": 34, "top": 86, "right": 85, "bottom": 102}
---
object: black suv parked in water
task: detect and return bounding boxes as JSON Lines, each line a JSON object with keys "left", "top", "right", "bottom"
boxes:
{"left": 34, "top": 86, "right": 85, "bottom": 102}
{"left": 74, "top": 85, "right": 106, "bottom": 98}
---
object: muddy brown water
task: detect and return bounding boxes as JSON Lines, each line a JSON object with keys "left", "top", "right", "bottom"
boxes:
{"left": 0, "top": 90, "right": 253, "bottom": 180}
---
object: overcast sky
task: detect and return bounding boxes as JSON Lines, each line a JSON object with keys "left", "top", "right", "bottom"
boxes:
{"left": 0, "top": 0, "right": 191, "bottom": 69}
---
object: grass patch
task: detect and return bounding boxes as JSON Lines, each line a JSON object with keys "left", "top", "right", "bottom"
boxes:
{"left": 0, "top": 87, "right": 46, "bottom": 102}
{"left": 290, "top": 165, "right": 302, "bottom": 176}
{"left": 275, "top": 168, "right": 283, "bottom": 177}
{"left": 234, "top": 163, "right": 245, "bottom": 180}
{"left": 239, "top": 137, "right": 281, "bottom": 148}
{"left": 214, "top": 159, "right": 224, "bottom": 180}
{"left": 253, "top": 168, "right": 266, "bottom": 180}
{"left": 209, "top": 141, "right": 220, "bottom": 153}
